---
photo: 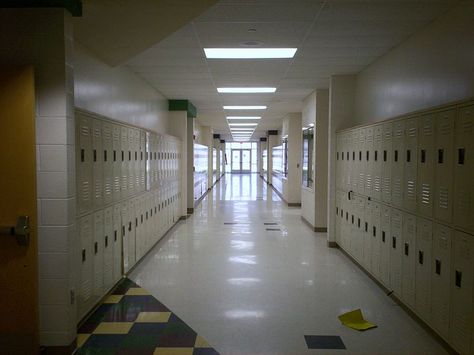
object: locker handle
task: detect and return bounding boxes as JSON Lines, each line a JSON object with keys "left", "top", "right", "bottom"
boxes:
{"left": 394, "top": 150, "right": 398, "bottom": 162}
{"left": 420, "top": 149, "right": 426, "bottom": 163}
{"left": 374, "top": 150, "right": 378, "bottom": 162}
{"left": 373, "top": 226, "right": 376, "bottom": 237}
{"left": 337, "top": 152, "right": 339, "bottom": 161}
{"left": 336, "top": 207, "right": 339, "bottom": 215}
{"left": 406, "top": 149, "right": 411, "bottom": 163}
{"left": 346, "top": 212, "right": 348, "bottom": 221}
{"left": 404, "top": 243, "right": 409, "bottom": 256}
{"left": 104, "top": 150, "right": 107, "bottom": 162}
{"left": 121, "top": 151, "right": 124, "bottom": 161}
{"left": 135, "top": 218, "right": 138, "bottom": 227}
{"left": 351, "top": 215, "right": 354, "bottom": 224}
{"left": 366, "top": 151, "right": 369, "bottom": 161}
{"left": 392, "top": 237, "right": 397, "bottom": 249}
{"left": 114, "top": 230, "right": 117, "bottom": 242}
{"left": 128, "top": 222, "right": 132, "bottom": 231}
{"left": 122, "top": 226, "right": 125, "bottom": 236}
{"left": 81, "top": 149, "right": 85, "bottom": 162}
{"left": 418, "top": 250, "right": 423, "bottom": 265}
{"left": 93, "top": 149, "right": 97, "bottom": 162}
{"left": 364, "top": 222, "right": 368, "bottom": 232}
{"left": 105, "top": 235, "right": 108, "bottom": 248}
{"left": 383, "top": 150, "right": 387, "bottom": 162}
{"left": 458, "top": 148, "right": 465, "bottom": 165}
{"left": 358, "top": 218, "right": 361, "bottom": 228}
{"left": 82, "top": 249, "right": 86, "bottom": 262}
{"left": 435, "top": 259, "right": 441, "bottom": 275}
{"left": 438, "top": 149, "right": 444, "bottom": 164}
{"left": 113, "top": 150, "right": 116, "bottom": 162}
{"left": 359, "top": 151, "right": 362, "bottom": 161}
{"left": 94, "top": 242, "right": 98, "bottom": 255}
{"left": 455, "top": 270, "right": 462, "bottom": 288}
{"left": 382, "top": 231, "right": 386, "bottom": 243}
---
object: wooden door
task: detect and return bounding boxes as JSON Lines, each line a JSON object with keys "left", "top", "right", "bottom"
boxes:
{"left": 0, "top": 66, "right": 38, "bottom": 354}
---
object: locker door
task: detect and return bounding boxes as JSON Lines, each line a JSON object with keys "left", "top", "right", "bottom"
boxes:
{"left": 391, "top": 121, "right": 405, "bottom": 207}
{"left": 450, "top": 231, "right": 474, "bottom": 354}
{"left": 336, "top": 134, "right": 342, "bottom": 190}
{"left": 401, "top": 212, "right": 416, "bottom": 308}
{"left": 351, "top": 131, "right": 358, "bottom": 192}
{"left": 434, "top": 110, "right": 455, "bottom": 223}
{"left": 76, "top": 115, "right": 92, "bottom": 214}
{"left": 93, "top": 211, "right": 104, "bottom": 299}
{"left": 134, "top": 129, "right": 141, "bottom": 193}
{"left": 390, "top": 209, "right": 403, "bottom": 297}
{"left": 120, "top": 127, "right": 129, "bottom": 199}
{"left": 103, "top": 207, "right": 114, "bottom": 291}
{"left": 128, "top": 128, "right": 135, "bottom": 195}
{"left": 382, "top": 123, "right": 393, "bottom": 204}
{"left": 357, "top": 129, "right": 366, "bottom": 195}
{"left": 365, "top": 127, "right": 374, "bottom": 198}
{"left": 140, "top": 130, "right": 146, "bottom": 192}
{"left": 146, "top": 194, "right": 152, "bottom": 251}
{"left": 92, "top": 119, "right": 103, "bottom": 209}
{"left": 371, "top": 202, "right": 382, "bottom": 279}
{"left": 340, "top": 192, "right": 348, "bottom": 251}
{"left": 112, "top": 125, "right": 121, "bottom": 201}
{"left": 415, "top": 217, "right": 432, "bottom": 322}
{"left": 78, "top": 214, "right": 93, "bottom": 318}
{"left": 121, "top": 202, "right": 130, "bottom": 272}
{"left": 431, "top": 223, "right": 452, "bottom": 341}
{"left": 128, "top": 199, "right": 137, "bottom": 267}
{"left": 380, "top": 206, "right": 391, "bottom": 287}
{"left": 363, "top": 199, "right": 373, "bottom": 271}
{"left": 403, "top": 118, "right": 418, "bottom": 212}
{"left": 454, "top": 105, "right": 474, "bottom": 232}
{"left": 417, "top": 114, "right": 435, "bottom": 217}
{"left": 112, "top": 204, "right": 123, "bottom": 282}
{"left": 102, "top": 122, "right": 114, "bottom": 205}
{"left": 373, "top": 125, "right": 383, "bottom": 201}
{"left": 345, "top": 133, "right": 351, "bottom": 191}
{"left": 355, "top": 196, "right": 365, "bottom": 262}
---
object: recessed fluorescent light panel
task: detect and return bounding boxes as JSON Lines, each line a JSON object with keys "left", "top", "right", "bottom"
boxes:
{"left": 229, "top": 123, "right": 258, "bottom": 126}
{"left": 224, "top": 106, "right": 267, "bottom": 110}
{"left": 205, "top": 48, "right": 297, "bottom": 59}
{"left": 217, "top": 87, "right": 276, "bottom": 93}
{"left": 227, "top": 116, "right": 261, "bottom": 120}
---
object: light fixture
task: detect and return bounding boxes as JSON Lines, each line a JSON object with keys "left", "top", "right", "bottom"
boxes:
{"left": 205, "top": 48, "right": 297, "bottom": 59}
{"left": 217, "top": 87, "right": 276, "bottom": 93}
{"left": 228, "top": 123, "right": 258, "bottom": 126}
{"left": 224, "top": 106, "right": 267, "bottom": 110}
{"left": 227, "top": 116, "right": 261, "bottom": 120}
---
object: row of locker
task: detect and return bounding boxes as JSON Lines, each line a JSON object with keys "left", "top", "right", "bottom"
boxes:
{"left": 335, "top": 190, "right": 474, "bottom": 354}
{"left": 335, "top": 103, "right": 474, "bottom": 232}
{"left": 78, "top": 188, "right": 182, "bottom": 319}
{"left": 76, "top": 111, "right": 181, "bottom": 216}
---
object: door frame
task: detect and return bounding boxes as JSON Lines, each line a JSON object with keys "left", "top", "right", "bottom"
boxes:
{"left": 231, "top": 149, "right": 251, "bottom": 173}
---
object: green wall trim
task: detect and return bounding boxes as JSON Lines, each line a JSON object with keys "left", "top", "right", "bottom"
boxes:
{"left": 169, "top": 99, "right": 197, "bottom": 118}
{"left": 0, "top": 0, "right": 83, "bottom": 16}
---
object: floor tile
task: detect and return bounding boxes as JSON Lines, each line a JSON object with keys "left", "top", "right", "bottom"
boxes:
{"left": 153, "top": 348, "right": 194, "bottom": 355}
{"left": 194, "top": 335, "right": 210, "bottom": 348}
{"left": 126, "top": 287, "right": 151, "bottom": 296}
{"left": 136, "top": 311, "right": 171, "bottom": 323}
{"left": 304, "top": 335, "right": 346, "bottom": 349}
{"left": 77, "top": 333, "right": 91, "bottom": 347}
{"left": 104, "top": 295, "right": 123, "bottom": 304}
{"left": 93, "top": 322, "right": 134, "bottom": 334}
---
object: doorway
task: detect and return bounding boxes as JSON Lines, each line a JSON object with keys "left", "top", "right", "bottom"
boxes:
{"left": 231, "top": 149, "right": 251, "bottom": 173}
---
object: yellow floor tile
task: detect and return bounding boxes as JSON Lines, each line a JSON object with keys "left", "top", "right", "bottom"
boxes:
{"left": 93, "top": 322, "right": 134, "bottom": 334}
{"left": 153, "top": 348, "right": 194, "bottom": 355}
{"left": 103, "top": 295, "right": 123, "bottom": 304}
{"left": 125, "top": 287, "right": 150, "bottom": 296}
{"left": 77, "top": 333, "right": 91, "bottom": 347}
{"left": 194, "top": 335, "right": 211, "bottom": 348}
{"left": 136, "top": 311, "right": 171, "bottom": 323}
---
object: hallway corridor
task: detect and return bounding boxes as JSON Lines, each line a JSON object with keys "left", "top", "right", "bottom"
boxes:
{"left": 127, "top": 174, "right": 447, "bottom": 354}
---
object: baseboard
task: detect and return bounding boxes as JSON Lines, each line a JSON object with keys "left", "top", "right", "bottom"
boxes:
{"left": 179, "top": 215, "right": 190, "bottom": 220}
{"left": 288, "top": 202, "right": 302, "bottom": 207}
{"left": 187, "top": 207, "right": 194, "bottom": 214}
{"left": 315, "top": 227, "right": 328, "bottom": 233}
{"left": 327, "top": 240, "right": 338, "bottom": 248}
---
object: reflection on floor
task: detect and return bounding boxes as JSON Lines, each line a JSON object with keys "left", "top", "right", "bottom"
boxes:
{"left": 77, "top": 278, "right": 219, "bottom": 355}
{"left": 126, "top": 174, "right": 447, "bottom": 354}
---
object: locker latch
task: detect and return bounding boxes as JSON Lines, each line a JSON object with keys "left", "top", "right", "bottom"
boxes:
{"left": 455, "top": 270, "right": 462, "bottom": 288}
{"left": 0, "top": 215, "right": 30, "bottom": 246}
{"left": 418, "top": 250, "right": 424, "bottom": 265}
{"left": 435, "top": 259, "right": 441, "bottom": 275}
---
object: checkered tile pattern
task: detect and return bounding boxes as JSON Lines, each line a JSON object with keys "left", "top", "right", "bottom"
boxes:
{"left": 77, "top": 278, "right": 219, "bottom": 355}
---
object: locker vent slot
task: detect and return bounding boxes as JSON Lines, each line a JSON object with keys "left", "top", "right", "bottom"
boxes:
{"left": 435, "top": 259, "right": 441, "bottom": 275}
{"left": 421, "top": 184, "right": 431, "bottom": 205}
{"left": 455, "top": 270, "right": 462, "bottom": 288}
{"left": 407, "top": 180, "right": 416, "bottom": 200}
{"left": 438, "top": 149, "right": 444, "bottom": 164}
{"left": 404, "top": 242, "right": 409, "bottom": 256}
{"left": 418, "top": 250, "right": 424, "bottom": 264}
{"left": 420, "top": 150, "right": 426, "bottom": 163}
{"left": 438, "top": 187, "right": 449, "bottom": 209}
{"left": 458, "top": 148, "right": 465, "bottom": 165}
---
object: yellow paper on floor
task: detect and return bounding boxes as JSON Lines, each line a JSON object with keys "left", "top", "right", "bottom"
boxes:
{"left": 338, "top": 309, "right": 377, "bottom": 331}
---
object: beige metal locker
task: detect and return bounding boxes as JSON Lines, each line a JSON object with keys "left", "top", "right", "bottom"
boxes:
{"left": 357, "top": 129, "right": 366, "bottom": 195}
{"left": 76, "top": 115, "right": 93, "bottom": 214}
{"left": 382, "top": 123, "right": 393, "bottom": 204}
{"left": 78, "top": 214, "right": 93, "bottom": 318}
{"left": 112, "top": 203, "right": 122, "bottom": 282}
{"left": 336, "top": 191, "right": 342, "bottom": 244}
{"left": 351, "top": 130, "right": 358, "bottom": 192}
{"left": 454, "top": 105, "right": 474, "bottom": 232}
{"left": 120, "top": 127, "right": 129, "bottom": 199}
{"left": 121, "top": 201, "right": 130, "bottom": 272}
{"left": 103, "top": 207, "right": 114, "bottom": 291}
{"left": 365, "top": 127, "right": 374, "bottom": 198}
{"left": 417, "top": 114, "right": 435, "bottom": 217}
{"left": 336, "top": 134, "right": 343, "bottom": 190}
{"left": 390, "top": 209, "right": 403, "bottom": 297}
{"left": 403, "top": 118, "right": 418, "bottom": 212}
{"left": 391, "top": 121, "right": 405, "bottom": 207}
{"left": 363, "top": 199, "right": 373, "bottom": 271}
{"left": 128, "top": 128, "right": 136, "bottom": 195}
{"left": 450, "top": 230, "right": 474, "bottom": 355}
{"left": 431, "top": 223, "right": 452, "bottom": 341}
{"left": 434, "top": 110, "right": 455, "bottom": 223}
{"left": 371, "top": 202, "right": 382, "bottom": 279}
{"left": 133, "top": 129, "right": 141, "bottom": 193}
{"left": 401, "top": 212, "right": 416, "bottom": 308}
{"left": 380, "top": 206, "right": 391, "bottom": 287}
{"left": 112, "top": 125, "right": 121, "bottom": 201}
{"left": 415, "top": 217, "right": 432, "bottom": 322}
{"left": 373, "top": 125, "right": 383, "bottom": 201}
{"left": 102, "top": 122, "right": 114, "bottom": 205}
{"left": 344, "top": 132, "right": 352, "bottom": 191}
{"left": 128, "top": 198, "right": 137, "bottom": 268}
{"left": 93, "top": 210, "right": 104, "bottom": 299}
{"left": 353, "top": 196, "right": 365, "bottom": 262}
{"left": 140, "top": 130, "right": 146, "bottom": 192}
{"left": 92, "top": 119, "right": 103, "bottom": 209}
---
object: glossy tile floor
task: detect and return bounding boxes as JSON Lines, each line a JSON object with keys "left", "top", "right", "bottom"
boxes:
{"left": 131, "top": 173, "right": 447, "bottom": 354}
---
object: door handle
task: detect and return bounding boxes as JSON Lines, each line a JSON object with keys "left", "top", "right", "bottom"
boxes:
{"left": 0, "top": 216, "right": 30, "bottom": 246}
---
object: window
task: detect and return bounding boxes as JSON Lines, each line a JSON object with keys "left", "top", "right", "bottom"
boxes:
{"left": 302, "top": 127, "right": 314, "bottom": 188}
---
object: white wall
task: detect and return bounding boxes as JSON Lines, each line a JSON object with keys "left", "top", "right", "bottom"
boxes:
{"left": 74, "top": 43, "right": 169, "bottom": 134}
{"left": 354, "top": 0, "right": 474, "bottom": 124}
{"left": 282, "top": 113, "right": 302, "bottom": 204}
